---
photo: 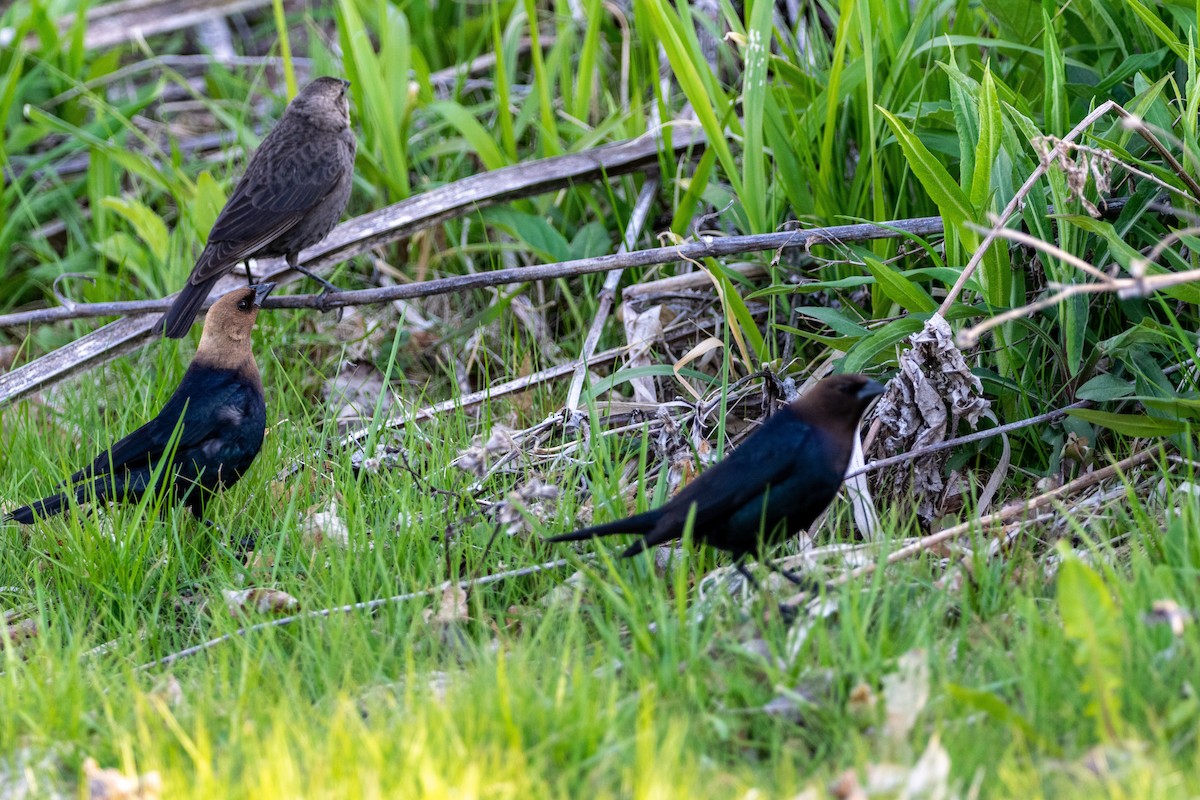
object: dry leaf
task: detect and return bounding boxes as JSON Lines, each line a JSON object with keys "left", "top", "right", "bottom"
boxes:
{"left": 1145, "top": 599, "right": 1191, "bottom": 637}
{"left": 425, "top": 585, "right": 468, "bottom": 626}
{"left": 222, "top": 588, "right": 299, "bottom": 616}
{"left": 455, "top": 425, "right": 518, "bottom": 477}
{"left": 302, "top": 500, "right": 350, "bottom": 549}
{"left": 84, "top": 758, "right": 161, "bottom": 800}
{"left": 872, "top": 314, "right": 991, "bottom": 525}
{"left": 882, "top": 648, "right": 930, "bottom": 744}
{"left": 900, "top": 735, "right": 951, "bottom": 800}
{"left": 621, "top": 303, "right": 669, "bottom": 404}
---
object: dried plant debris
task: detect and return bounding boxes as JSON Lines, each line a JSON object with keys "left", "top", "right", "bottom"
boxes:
{"left": 301, "top": 499, "right": 352, "bottom": 549}
{"left": 873, "top": 314, "right": 991, "bottom": 525}
{"left": 881, "top": 648, "right": 931, "bottom": 745}
{"left": 0, "top": 747, "right": 68, "bottom": 800}
{"left": 455, "top": 425, "right": 520, "bottom": 478}
{"left": 222, "top": 587, "right": 299, "bottom": 616}
{"left": 490, "top": 477, "right": 560, "bottom": 537}
{"left": 84, "top": 758, "right": 162, "bottom": 800}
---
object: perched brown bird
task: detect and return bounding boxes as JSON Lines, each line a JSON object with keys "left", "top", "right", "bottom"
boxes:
{"left": 7, "top": 284, "right": 276, "bottom": 523}
{"left": 158, "top": 77, "right": 356, "bottom": 338}
{"left": 545, "top": 374, "right": 885, "bottom": 585}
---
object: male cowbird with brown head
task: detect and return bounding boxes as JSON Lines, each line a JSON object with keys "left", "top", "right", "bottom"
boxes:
{"left": 158, "top": 77, "right": 355, "bottom": 338}
{"left": 7, "top": 284, "right": 276, "bottom": 524}
{"left": 545, "top": 374, "right": 885, "bottom": 585}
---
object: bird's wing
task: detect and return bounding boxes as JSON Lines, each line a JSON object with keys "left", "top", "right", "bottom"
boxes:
{"left": 189, "top": 131, "right": 347, "bottom": 283}
{"left": 70, "top": 373, "right": 246, "bottom": 482}
{"left": 659, "top": 412, "right": 814, "bottom": 526}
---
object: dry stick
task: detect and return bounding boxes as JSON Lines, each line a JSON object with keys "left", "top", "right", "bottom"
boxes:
{"left": 957, "top": 220, "right": 1200, "bottom": 346}
{"left": 564, "top": 176, "right": 660, "bottom": 412}
{"left": 938, "top": 100, "right": 1200, "bottom": 319}
{"left": 0, "top": 129, "right": 705, "bottom": 408}
{"left": 0, "top": 214, "right": 945, "bottom": 329}
{"left": 825, "top": 446, "right": 1161, "bottom": 591}
{"left": 935, "top": 101, "right": 1122, "bottom": 317}
{"left": 14, "top": 0, "right": 273, "bottom": 51}
{"left": 139, "top": 558, "right": 574, "bottom": 670}
{"left": 846, "top": 400, "right": 1090, "bottom": 479}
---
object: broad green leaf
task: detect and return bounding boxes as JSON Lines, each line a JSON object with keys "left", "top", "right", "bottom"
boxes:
{"left": 878, "top": 108, "right": 974, "bottom": 236}
{"left": 99, "top": 197, "right": 168, "bottom": 263}
{"left": 192, "top": 171, "right": 226, "bottom": 241}
{"left": 1057, "top": 549, "right": 1124, "bottom": 741}
{"left": 970, "top": 68, "right": 1000, "bottom": 211}
{"left": 428, "top": 100, "right": 508, "bottom": 172}
{"left": 1066, "top": 408, "right": 1189, "bottom": 437}
{"left": 864, "top": 256, "right": 937, "bottom": 313}
{"left": 485, "top": 208, "right": 573, "bottom": 263}
{"left": 945, "top": 684, "right": 1049, "bottom": 749}
{"left": 792, "top": 307, "right": 871, "bottom": 337}
{"left": 1042, "top": 9, "right": 1067, "bottom": 135}
{"left": 1075, "top": 374, "right": 1135, "bottom": 402}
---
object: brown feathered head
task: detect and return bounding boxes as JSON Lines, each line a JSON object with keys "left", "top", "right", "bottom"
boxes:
{"left": 195, "top": 283, "right": 274, "bottom": 370}
{"left": 789, "top": 373, "right": 886, "bottom": 436}
{"left": 288, "top": 77, "right": 351, "bottom": 131}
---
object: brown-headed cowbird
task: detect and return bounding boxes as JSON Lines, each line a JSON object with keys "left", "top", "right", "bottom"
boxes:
{"left": 7, "top": 284, "right": 276, "bottom": 524}
{"left": 545, "top": 374, "right": 885, "bottom": 585}
{"left": 158, "top": 77, "right": 356, "bottom": 338}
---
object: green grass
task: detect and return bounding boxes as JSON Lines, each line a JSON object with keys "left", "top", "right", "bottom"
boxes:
{"left": 4, "top": 0, "right": 1200, "bottom": 795}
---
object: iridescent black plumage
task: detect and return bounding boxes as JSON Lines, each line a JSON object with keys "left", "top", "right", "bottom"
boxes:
{"left": 545, "top": 374, "right": 885, "bottom": 584}
{"left": 7, "top": 284, "right": 275, "bottom": 523}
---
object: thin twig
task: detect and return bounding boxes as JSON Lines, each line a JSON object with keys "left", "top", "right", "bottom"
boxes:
{"left": 139, "top": 557, "right": 574, "bottom": 670}
{"left": 565, "top": 176, "right": 660, "bottom": 412}
{"left": 829, "top": 446, "right": 1161, "bottom": 590}
{"left": 848, "top": 400, "right": 1090, "bottom": 478}
{"left": 0, "top": 217, "right": 946, "bottom": 329}
{"left": 936, "top": 100, "right": 1121, "bottom": 317}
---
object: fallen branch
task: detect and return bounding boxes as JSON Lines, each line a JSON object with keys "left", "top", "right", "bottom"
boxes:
{"left": 138, "top": 557, "right": 574, "bottom": 670}
{"left": 791, "top": 446, "right": 1163, "bottom": 605}
{"left": 0, "top": 214, "right": 943, "bottom": 329}
{"left": 0, "top": 128, "right": 706, "bottom": 407}
{"left": 565, "top": 176, "right": 660, "bottom": 412}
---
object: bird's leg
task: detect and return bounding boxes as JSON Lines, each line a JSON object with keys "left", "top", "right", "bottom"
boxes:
{"left": 287, "top": 253, "right": 342, "bottom": 296}
{"left": 734, "top": 558, "right": 762, "bottom": 593}
{"left": 763, "top": 559, "right": 822, "bottom": 594}
{"left": 243, "top": 260, "right": 254, "bottom": 285}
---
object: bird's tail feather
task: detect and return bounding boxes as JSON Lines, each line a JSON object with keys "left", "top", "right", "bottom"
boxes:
{"left": 5, "top": 491, "right": 70, "bottom": 524}
{"left": 158, "top": 278, "right": 219, "bottom": 339}
{"left": 544, "top": 510, "right": 661, "bottom": 544}
{"left": 6, "top": 477, "right": 115, "bottom": 524}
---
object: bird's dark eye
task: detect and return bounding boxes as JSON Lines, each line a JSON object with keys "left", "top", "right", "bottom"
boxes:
{"left": 237, "top": 298, "right": 251, "bottom": 311}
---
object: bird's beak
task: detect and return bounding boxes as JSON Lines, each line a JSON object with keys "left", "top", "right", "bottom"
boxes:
{"left": 341, "top": 79, "right": 351, "bottom": 91}
{"left": 252, "top": 282, "right": 276, "bottom": 307}
{"left": 858, "top": 379, "right": 887, "bottom": 402}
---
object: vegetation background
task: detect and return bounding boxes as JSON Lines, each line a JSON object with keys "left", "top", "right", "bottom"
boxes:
{"left": 2, "top": 0, "right": 1200, "bottom": 796}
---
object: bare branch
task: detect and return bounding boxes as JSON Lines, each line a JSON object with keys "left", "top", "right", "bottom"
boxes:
{"left": 0, "top": 129, "right": 706, "bottom": 407}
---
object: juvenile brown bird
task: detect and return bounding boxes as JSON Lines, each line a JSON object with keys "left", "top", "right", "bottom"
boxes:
{"left": 7, "top": 284, "right": 275, "bottom": 524}
{"left": 545, "top": 374, "right": 885, "bottom": 585}
{"left": 158, "top": 77, "right": 356, "bottom": 338}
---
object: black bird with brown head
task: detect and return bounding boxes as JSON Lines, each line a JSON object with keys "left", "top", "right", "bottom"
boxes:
{"left": 158, "top": 76, "right": 355, "bottom": 338}
{"left": 7, "top": 284, "right": 276, "bottom": 524}
{"left": 545, "top": 374, "right": 886, "bottom": 586}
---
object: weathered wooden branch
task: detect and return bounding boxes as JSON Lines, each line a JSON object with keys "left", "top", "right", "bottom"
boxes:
{"left": 0, "top": 211, "right": 943, "bottom": 329}
{"left": 0, "top": 129, "right": 706, "bottom": 407}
